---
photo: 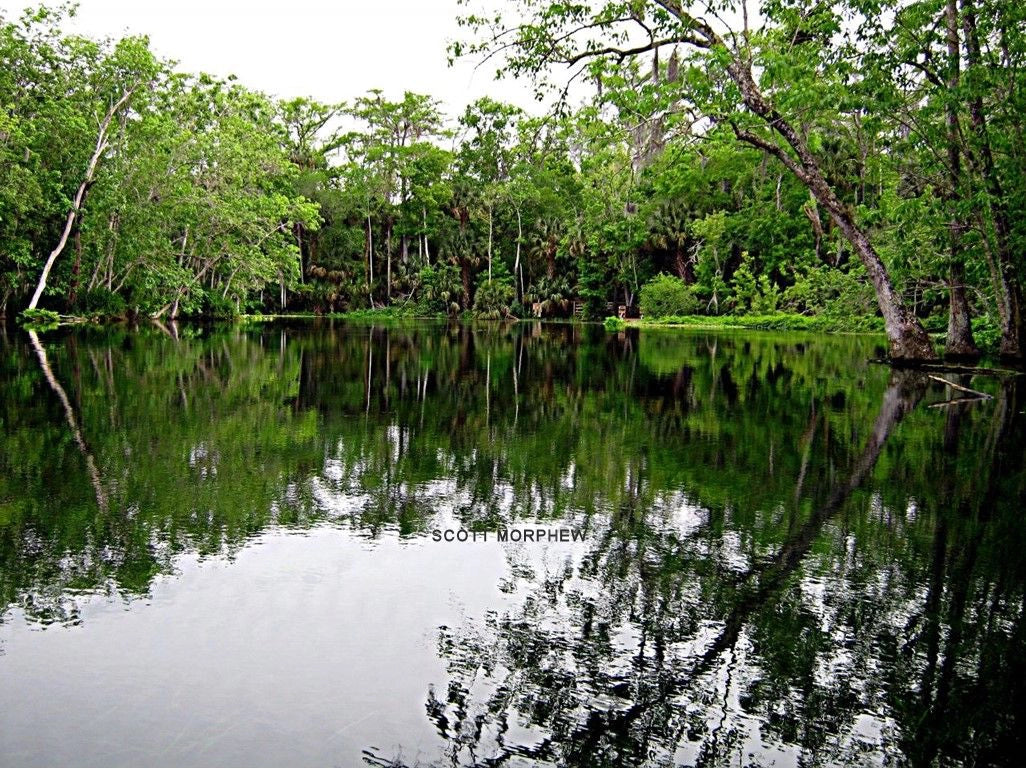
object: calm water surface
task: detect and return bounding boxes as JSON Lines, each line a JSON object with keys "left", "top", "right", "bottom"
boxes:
{"left": 0, "top": 321, "right": 1023, "bottom": 766}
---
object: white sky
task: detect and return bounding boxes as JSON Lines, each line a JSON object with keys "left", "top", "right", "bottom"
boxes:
{"left": 0, "top": 0, "right": 541, "bottom": 120}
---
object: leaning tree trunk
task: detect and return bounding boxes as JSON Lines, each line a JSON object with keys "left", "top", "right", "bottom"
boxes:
{"left": 28, "top": 86, "right": 137, "bottom": 311}
{"left": 944, "top": 0, "right": 980, "bottom": 359}
{"left": 640, "top": 3, "right": 936, "bottom": 360}
{"left": 725, "top": 58, "right": 936, "bottom": 361}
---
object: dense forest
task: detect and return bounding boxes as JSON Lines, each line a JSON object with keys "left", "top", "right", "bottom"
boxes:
{"left": 1, "top": 1, "right": 1024, "bottom": 361}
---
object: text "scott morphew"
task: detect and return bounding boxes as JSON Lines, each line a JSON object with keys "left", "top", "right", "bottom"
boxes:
{"left": 431, "top": 527, "right": 586, "bottom": 543}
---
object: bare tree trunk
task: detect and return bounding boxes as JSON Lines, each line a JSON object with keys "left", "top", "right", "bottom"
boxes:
{"left": 68, "top": 229, "right": 83, "bottom": 309}
{"left": 423, "top": 207, "right": 430, "bottom": 265}
{"left": 945, "top": 0, "right": 980, "bottom": 359}
{"left": 386, "top": 220, "right": 392, "bottom": 302}
{"left": 514, "top": 207, "right": 524, "bottom": 302}
{"left": 961, "top": 0, "right": 1023, "bottom": 360}
{"left": 366, "top": 212, "right": 374, "bottom": 296}
{"left": 28, "top": 86, "right": 137, "bottom": 310}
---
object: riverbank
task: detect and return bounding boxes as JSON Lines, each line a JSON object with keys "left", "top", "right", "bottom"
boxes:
{"left": 15, "top": 307, "right": 1008, "bottom": 358}
{"left": 617, "top": 313, "right": 883, "bottom": 333}
{"left": 605, "top": 312, "right": 1011, "bottom": 356}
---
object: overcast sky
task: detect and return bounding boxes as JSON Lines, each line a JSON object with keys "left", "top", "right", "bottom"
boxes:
{"left": 0, "top": 0, "right": 540, "bottom": 120}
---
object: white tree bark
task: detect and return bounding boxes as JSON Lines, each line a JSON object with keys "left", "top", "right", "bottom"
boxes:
{"left": 28, "top": 87, "right": 137, "bottom": 310}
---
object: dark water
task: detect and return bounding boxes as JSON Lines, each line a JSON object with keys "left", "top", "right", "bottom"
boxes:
{"left": 1, "top": 321, "right": 1023, "bottom": 767}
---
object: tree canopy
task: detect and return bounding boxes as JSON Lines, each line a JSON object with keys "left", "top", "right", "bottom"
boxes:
{"left": 2, "top": 1, "right": 1024, "bottom": 361}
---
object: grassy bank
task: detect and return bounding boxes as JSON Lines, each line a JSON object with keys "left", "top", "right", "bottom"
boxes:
{"left": 613, "top": 313, "right": 885, "bottom": 334}
{"left": 610, "top": 312, "right": 1012, "bottom": 357}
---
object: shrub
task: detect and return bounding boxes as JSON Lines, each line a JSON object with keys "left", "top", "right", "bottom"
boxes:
{"left": 781, "top": 264, "right": 877, "bottom": 320}
{"left": 603, "top": 316, "right": 627, "bottom": 331}
{"left": 752, "top": 275, "right": 780, "bottom": 314}
{"left": 18, "top": 308, "right": 60, "bottom": 329}
{"left": 473, "top": 265, "right": 516, "bottom": 319}
{"left": 81, "top": 287, "right": 126, "bottom": 318}
{"left": 639, "top": 273, "right": 697, "bottom": 319}
{"left": 419, "top": 264, "right": 462, "bottom": 315}
{"left": 201, "top": 293, "right": 239, "bottom": 319}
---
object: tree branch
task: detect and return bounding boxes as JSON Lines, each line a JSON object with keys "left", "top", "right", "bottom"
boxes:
{"left": 730, "top": 122, "right": 811, "bottom": 184}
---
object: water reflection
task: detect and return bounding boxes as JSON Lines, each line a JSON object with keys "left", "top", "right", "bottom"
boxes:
{"left": 0, "top": 321, "right": 1023, "bottom": 766}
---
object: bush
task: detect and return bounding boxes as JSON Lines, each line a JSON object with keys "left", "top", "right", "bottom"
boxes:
{"left": 201, "top": 293, "right": 239, "bottom": 319}
{"left": 81, "top": 287, "right": 126, "bottom": 318}
{"left": 752, "top": 275, "right": 780, "bottom": 314}
{"left": 18, "top": 308, "right": 61, "bottom": 329}
{"left": 970, "top": 315, "right": 1001, "bottom": 352}
{"left": 603, "top": 316, "right": 627, "bottom": 331}
{"left": 419, "top": 264, "right": 462, "bottom": 315}
{"left": 639, "top": 273, "right": 697, "bottom": 318}
{"left": 781, "top": 264, "right": 877, "bottom": 320}
{"left": 730, "top": 256, "right": 759, "bottom": 314}
{"left": 473, "top": 265, "right": 516, "bottom": 319}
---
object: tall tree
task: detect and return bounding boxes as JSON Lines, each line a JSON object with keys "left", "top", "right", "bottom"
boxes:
{"left": 453, "top": 0, "right": 938, "bottom": 360}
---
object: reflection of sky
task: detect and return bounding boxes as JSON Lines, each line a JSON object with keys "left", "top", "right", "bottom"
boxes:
{"left": 0, "top": 525, "right": 516, "bottom": 765}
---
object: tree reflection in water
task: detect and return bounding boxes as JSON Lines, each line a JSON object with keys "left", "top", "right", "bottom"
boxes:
{"left": 0, "top": 321, "right": 1023, "bottom": 766}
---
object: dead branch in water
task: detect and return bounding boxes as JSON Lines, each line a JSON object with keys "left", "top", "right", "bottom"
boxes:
{"left": 927, "top": 374, "right": 993, "bottom": 399}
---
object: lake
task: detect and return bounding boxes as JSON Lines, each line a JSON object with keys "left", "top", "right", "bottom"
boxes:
{"left": 0, "top": 320, "right": 1023, "bottom": 766}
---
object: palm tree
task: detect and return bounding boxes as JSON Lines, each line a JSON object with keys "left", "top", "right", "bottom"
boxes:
{"left": 647, "top": 200, "right": 695, "bottom": 283}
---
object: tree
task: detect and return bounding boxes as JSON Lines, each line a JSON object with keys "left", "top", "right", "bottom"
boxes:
{"left": 453, "top": 0, "right": 938, "bottom": 360}
{"left": 27, "top": 36, "right": 158, "bottom": 310}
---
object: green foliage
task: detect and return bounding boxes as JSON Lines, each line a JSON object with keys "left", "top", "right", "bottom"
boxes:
{"left": 4, "top": 0, "right": 1025, "bottom": 345}
{"left": 201, "top": 294, "right": 240, "bottom": 320}
{"left": 603, "top": 316, "right": 626, "bottom": 331}
{"left": 80, "top": 287, "right": 127, "bottom": 318}
{"left": 731, "top": 254, "right": 760, "bottom": 315}
{"left": 640, "top": 313, "right": 884, "bottom": 333}
{"left": 781, "top": 265, "right": 878, "bottom": 323}
{"left": 18, "top": 308, "right": 60, "bottom": 329}
{"left": 640, "top": 273, "right": 698, "bottom": 319}
{"left": 473, "top": 263, "right": 516, "bottom": 319}
{"left": 419, "top": 264, "right": 462, "bottom": 315}
{"left": 754, "top": 275, "right": 780, "bottom": 315}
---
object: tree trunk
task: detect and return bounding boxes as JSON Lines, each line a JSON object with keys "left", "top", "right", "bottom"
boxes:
{"left": 514, "top": 208, "right": 524, "bottom": 302}
{"left": 461, "top": 258, "right": 472, "bottom": 309}
{"left": 726, "top": 57, "right": 935, "bottom": 360}
{"left": 28, "top": 85, "right": 137, "bottom": 311}
{"left": 366, "top": 212, "right": 374, "bottom": 301}
{"left": 294, "top": 221, "right": 305, "bottom": 284}
{"left": 960, "top": 0, "right": 1023, "bottom": 360}
{"left": 423, "top": 207, "right": 430, "bottom": 265}
{"left": 69, "top": 229, "right": 83, "bottom": 309}
{"left": 386, "top": 220, "right": 392, "bottom": 302}
{"left": 944, "top": 0, "right": 980, "bottom": 359}
{"left": 947, "top": 262, "right": 979, "bottom": 359}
